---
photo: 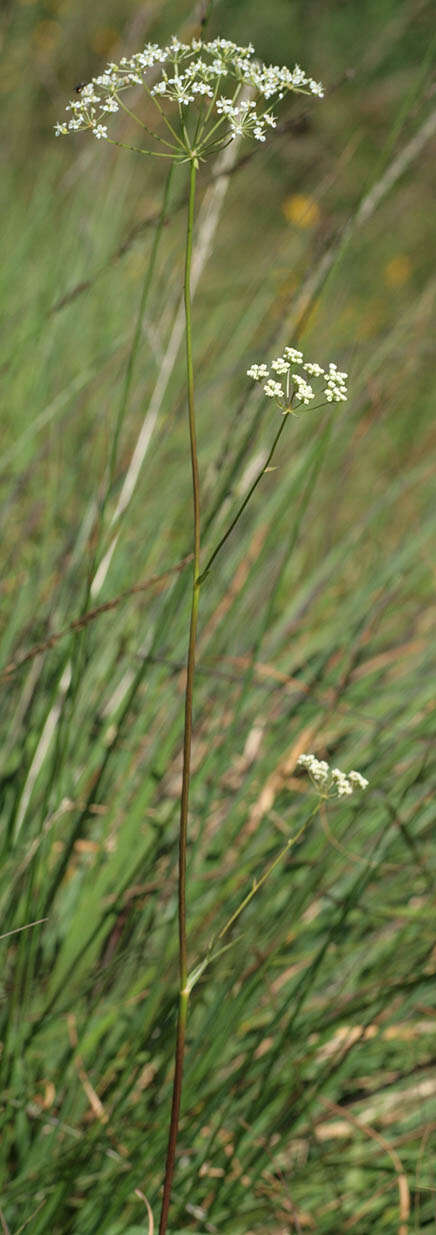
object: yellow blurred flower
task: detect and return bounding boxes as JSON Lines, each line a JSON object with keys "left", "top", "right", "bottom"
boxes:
{"left": 383, "top": 255, "right": 412, "bottom": 288}
{"left": 282, "top": 193, "right": 320, "bottom": 228}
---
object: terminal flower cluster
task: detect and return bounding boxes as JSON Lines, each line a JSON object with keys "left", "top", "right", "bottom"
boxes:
{"left": 297, "top": 753, "right": 368, "bottom": 799}
{"left": 247, "top": 348, "right": 348, "bottom": 412}
{"left": 54, "top": 36, "right": 324, "bottom": 156}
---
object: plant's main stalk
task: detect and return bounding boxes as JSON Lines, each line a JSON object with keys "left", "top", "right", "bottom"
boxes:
{"left": 158, "top": 157, "right": 199, "bottom": 1235}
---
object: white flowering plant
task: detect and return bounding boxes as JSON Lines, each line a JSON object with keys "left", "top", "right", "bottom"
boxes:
{"left": 55, "top": 36, "right": 323, "bottom": 161}
{"left": 247, "top": 347, "right": 348, "bottom": 412}
{"left": 297, "top": 753, "right": 369, "bottom": 799}
{"left": 53, "top": 32, "right": 358, "bottom": 1235}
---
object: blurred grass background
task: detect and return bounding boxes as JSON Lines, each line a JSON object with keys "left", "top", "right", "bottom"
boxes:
{"left": 1, "top": 0, "right": 436, "bottom": 1231}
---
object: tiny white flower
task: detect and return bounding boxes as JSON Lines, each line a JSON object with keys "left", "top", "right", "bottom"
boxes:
{"left": 271, "top": 357, "right": 290, "bottom": 375}
{"left": 292, "top": 374, "right": 315, "bottom": 404}
{"left": 93, "top": 125, "right": 108, "bottom": 140}
{"left": 79, "top": 85, "right": 99, "bottom": 103}
{"left": 101, "top": 98, "right": 119, "bottom": 113}
{"left": 291, "top": 64, "right": 308, "bottom": 87}
{"left": 348, "top": 771, "right": 369, "bottom": 790}
{"left": 264, "top": 379, "right": 284, "bottom": 399}
{"left": 192, "top": 81, "right": 214, "bottom": 96}
{"left": 247, "top": 363, "right": 270, "bottom": 381}
{"left": 216, "top": 97, "right": 235, "bottom": 116}
{"left": 284, "top": 347, "right": 304, "bottom": 364}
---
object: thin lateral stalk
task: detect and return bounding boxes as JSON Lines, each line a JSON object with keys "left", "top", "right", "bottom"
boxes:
{"left": 211, "top": 810, "right": 318, "bottom": 952}
{"left": 198, "top": 414, "right": 287, "bottom": 583}
{"left": 158, "top": 156, "right": 199, "bottom": 1235}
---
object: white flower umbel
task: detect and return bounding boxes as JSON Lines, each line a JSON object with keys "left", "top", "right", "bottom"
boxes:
{"left": 264, "top": 379, "right": 284, "bottom": 399}
{"left": 247, "top": 363, "right": 270, "bottom": 380}
{"left": 246, "top": 346, "right": 348, "bottom": 414}
{"left": 297, "top": 753, "right": 368, "bottom": 800}
{"left": 324, "top": 362, "right": 348, "bottom": 403}
{"left": 54, "top": 37, "right": 324, "bottom": 160}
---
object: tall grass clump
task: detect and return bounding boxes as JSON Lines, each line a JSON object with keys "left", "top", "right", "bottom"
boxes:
{"left": 1, "top": 3, "right": 436, "bottom": 1233}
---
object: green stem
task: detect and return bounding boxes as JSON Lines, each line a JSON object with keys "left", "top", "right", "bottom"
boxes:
{"left": 107, "top": 136, "right": 180, "bottom": 158}
{"left": 214, "top": 805, "right": 319, "bottom": 948}
{"left": 158, "top": 157, "right": 199, "bottom": 1235}
{"left": 195, "top": 74, "right": 222, "bottom": 147}
{"left": 198, "top": 413, "right": 287, "bottom": 584}
{"left": 142, "top": 80, "right": 184, "bottom": 147}
{"left": 114, "top": 94, "right": 181, "bottom": 151}
{"left": 198, "top": 81, "right": 243, "bottom": 148}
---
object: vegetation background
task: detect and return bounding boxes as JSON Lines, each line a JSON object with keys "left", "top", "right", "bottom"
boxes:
{"left": 1, "top": 0, "right": 435, "bottom": 1231}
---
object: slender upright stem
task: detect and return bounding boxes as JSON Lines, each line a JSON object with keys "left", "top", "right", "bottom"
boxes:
{"left": 158, "top": 156, "right": 199, "bottom": 1235}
